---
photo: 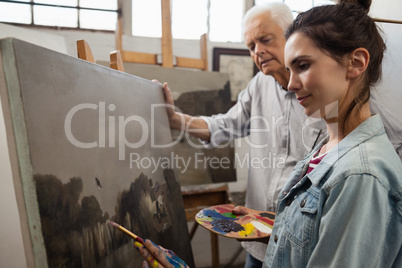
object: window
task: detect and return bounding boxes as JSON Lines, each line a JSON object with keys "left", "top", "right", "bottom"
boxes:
{"left": 0, "top": 0, "right": 118, "bottom": 30}
{"left": 132, "top": 0, "right": 162, "bottom": 38}
{"left": 131, "top": 0, "right": 336, "bottom": 42}
{"left": 0, "top": 0, "right": 31, "bottom": 24}
{"left": 209, "top": 0, "right": 243, "bottom": 42}
{"left": 132, "top": 0, "right": 243, "bottom": 42}
{"left": 171, "top": 0, "right": 208, "bottom": 40}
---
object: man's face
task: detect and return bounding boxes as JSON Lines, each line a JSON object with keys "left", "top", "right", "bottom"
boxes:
{"left": 244, "top": 13, "right": 287, "bottom": 77}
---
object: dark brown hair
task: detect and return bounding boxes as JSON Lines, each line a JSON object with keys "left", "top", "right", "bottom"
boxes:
{"left": 338, "top": 0, "right": 371, "bottom": 12}
{"left": 285, "top": 0, "right": 385, "bottom": 129}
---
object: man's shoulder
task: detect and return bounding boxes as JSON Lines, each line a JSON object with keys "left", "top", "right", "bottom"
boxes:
{"left": 236, "top": 72, "right": 286, "bottom": 103}
{"left": 252, "top": 71, "right": 277, "bottom": 83}
{"left": 247, "top": 72, "right": 280, "bottom": 93}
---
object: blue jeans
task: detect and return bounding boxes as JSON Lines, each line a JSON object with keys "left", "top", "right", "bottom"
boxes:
{"left": 244, "top": 253, "right": 263, "bottom": 268}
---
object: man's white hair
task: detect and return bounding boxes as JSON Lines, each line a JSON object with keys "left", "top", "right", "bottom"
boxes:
{"left": 242, "top": 2, "right": 294, "bottom": 38}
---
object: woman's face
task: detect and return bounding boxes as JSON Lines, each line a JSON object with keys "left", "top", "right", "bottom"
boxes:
{"left": 285, "top": 32, "right": 350, "bottom": 119}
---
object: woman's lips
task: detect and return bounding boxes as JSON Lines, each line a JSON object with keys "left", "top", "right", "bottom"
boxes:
{"left": 297, "top": 95, "right": 311, "bottom": 105}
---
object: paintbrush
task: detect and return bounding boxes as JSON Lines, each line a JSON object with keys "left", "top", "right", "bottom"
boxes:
{"left": 108, "top": 220, "right": 144, "bottom": 244}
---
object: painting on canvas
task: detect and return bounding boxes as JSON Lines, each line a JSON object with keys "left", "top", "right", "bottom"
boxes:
{"left": 0, "top": 38, "right": 194, "bottom": 268}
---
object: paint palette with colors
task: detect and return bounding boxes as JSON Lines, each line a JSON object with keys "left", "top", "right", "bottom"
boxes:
{"left": 195, "top": 204, "right": 275, "bottom": 240}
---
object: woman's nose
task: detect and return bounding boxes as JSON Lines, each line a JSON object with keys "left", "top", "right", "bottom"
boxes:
{"left": 287, "top": 73, "right": 300, "bottom": 92}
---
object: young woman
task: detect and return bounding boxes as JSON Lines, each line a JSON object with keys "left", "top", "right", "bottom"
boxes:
{"left": 134, "top": 1, "right": 402, "bottom": 267}
{"left": 263, "top": 1, "right": 402, "bottom": 267}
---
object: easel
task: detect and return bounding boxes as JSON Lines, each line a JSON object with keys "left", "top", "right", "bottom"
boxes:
{"left": 110, "top": 50, "right": 125, "bottom": 72}
{"left": 77, "top": 39, "right": 125, "bottom": 73}
{"left": 76, "top": 40, "right": 94, "bottom": 63}
{"left": 115, "top": 0, "right": 208, "bottom": 70}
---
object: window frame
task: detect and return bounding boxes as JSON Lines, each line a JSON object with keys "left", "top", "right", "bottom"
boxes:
{"left": 0, "top": 0, "right": 119, "bottom": 31}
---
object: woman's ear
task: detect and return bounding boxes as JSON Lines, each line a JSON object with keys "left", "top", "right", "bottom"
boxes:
{"left": 346, "top": 48, "right": 370, "bottom": 79}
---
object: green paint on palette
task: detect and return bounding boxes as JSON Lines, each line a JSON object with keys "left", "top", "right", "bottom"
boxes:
{"left": 221, "top": 212, "right": 238, "bottom": 218}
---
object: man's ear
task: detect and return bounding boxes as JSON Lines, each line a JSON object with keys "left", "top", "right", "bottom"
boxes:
{"left": 346, "top": 48, "right": 370, "bottom": 79}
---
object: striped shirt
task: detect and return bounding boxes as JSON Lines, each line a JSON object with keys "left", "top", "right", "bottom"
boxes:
{"left": 307, "top": 149, "right": 328, "bottom": 174}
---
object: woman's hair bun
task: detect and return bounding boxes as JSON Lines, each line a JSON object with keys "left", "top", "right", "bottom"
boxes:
{"left": 338, "top": 0, "right": 371, "bottom": 13}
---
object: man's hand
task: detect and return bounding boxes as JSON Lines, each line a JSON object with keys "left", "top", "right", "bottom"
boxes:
{"left": 152, "top": 80, "right": 210, "bottom": 140}
{"left": 134, "top": 239, "right": 189, "bottom": 268}
{"left": 160, "top": 81, "right": 176, "bottom": 121}
{"left": 153, "top": 80, "right": 185, "bottom": 130}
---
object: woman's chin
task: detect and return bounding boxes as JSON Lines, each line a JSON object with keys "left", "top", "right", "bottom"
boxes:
{"left": 304, "top": 108, "right": 321, "bottom": 118}
{"left": 305, "top": 108, "right": 322, "bottom": 118}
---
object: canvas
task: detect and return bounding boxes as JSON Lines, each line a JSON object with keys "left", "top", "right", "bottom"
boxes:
{"left": 0, "top": 38, "right": 194, "bottom": 268}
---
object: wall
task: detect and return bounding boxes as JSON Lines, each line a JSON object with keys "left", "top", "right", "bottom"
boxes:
{"left": 370, "top": 0, "right": 402, "bottom": 119}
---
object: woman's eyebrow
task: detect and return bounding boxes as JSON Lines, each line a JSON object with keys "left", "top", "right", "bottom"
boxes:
{"left": 290, "top": 55, "right": 311, "bottom": 66}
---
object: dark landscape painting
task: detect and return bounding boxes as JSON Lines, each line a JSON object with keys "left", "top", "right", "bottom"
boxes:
{"left": 34, "top": 169, "right": 186, "bottom": 267}
{"left": 0, "top": 38, "right": 194, "bottom": 267}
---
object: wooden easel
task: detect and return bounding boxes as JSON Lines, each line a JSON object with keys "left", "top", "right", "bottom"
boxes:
{"left": 77, "top": 39, "right": 125, "bottom": 72}
{"left": 116, "top": 0, "right": 208, "bottom": 70}
{"left": 77, "top": 40, "right": 95, "bottom": 63}
{"left": 110, "top": 50, "right": 125, "bottom": 72}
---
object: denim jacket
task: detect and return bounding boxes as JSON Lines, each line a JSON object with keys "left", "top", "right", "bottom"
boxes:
{"left": 263, "top": 115, "right": 402, "bottom": 268}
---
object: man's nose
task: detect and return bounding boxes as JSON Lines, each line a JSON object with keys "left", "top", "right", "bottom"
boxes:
{"left": 255, "top": 43, "right": 265, "bottom": 55}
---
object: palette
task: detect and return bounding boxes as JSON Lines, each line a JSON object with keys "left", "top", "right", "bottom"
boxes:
{"left": 195, "top": 204, "right": 275, "bottom": 240}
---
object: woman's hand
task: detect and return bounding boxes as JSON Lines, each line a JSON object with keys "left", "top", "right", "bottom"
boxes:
{"left": 232, "top": 205, "right": 249, "bottom": 216}
{"left": 134, "top": 239, "right": 189, "bottom": 268}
